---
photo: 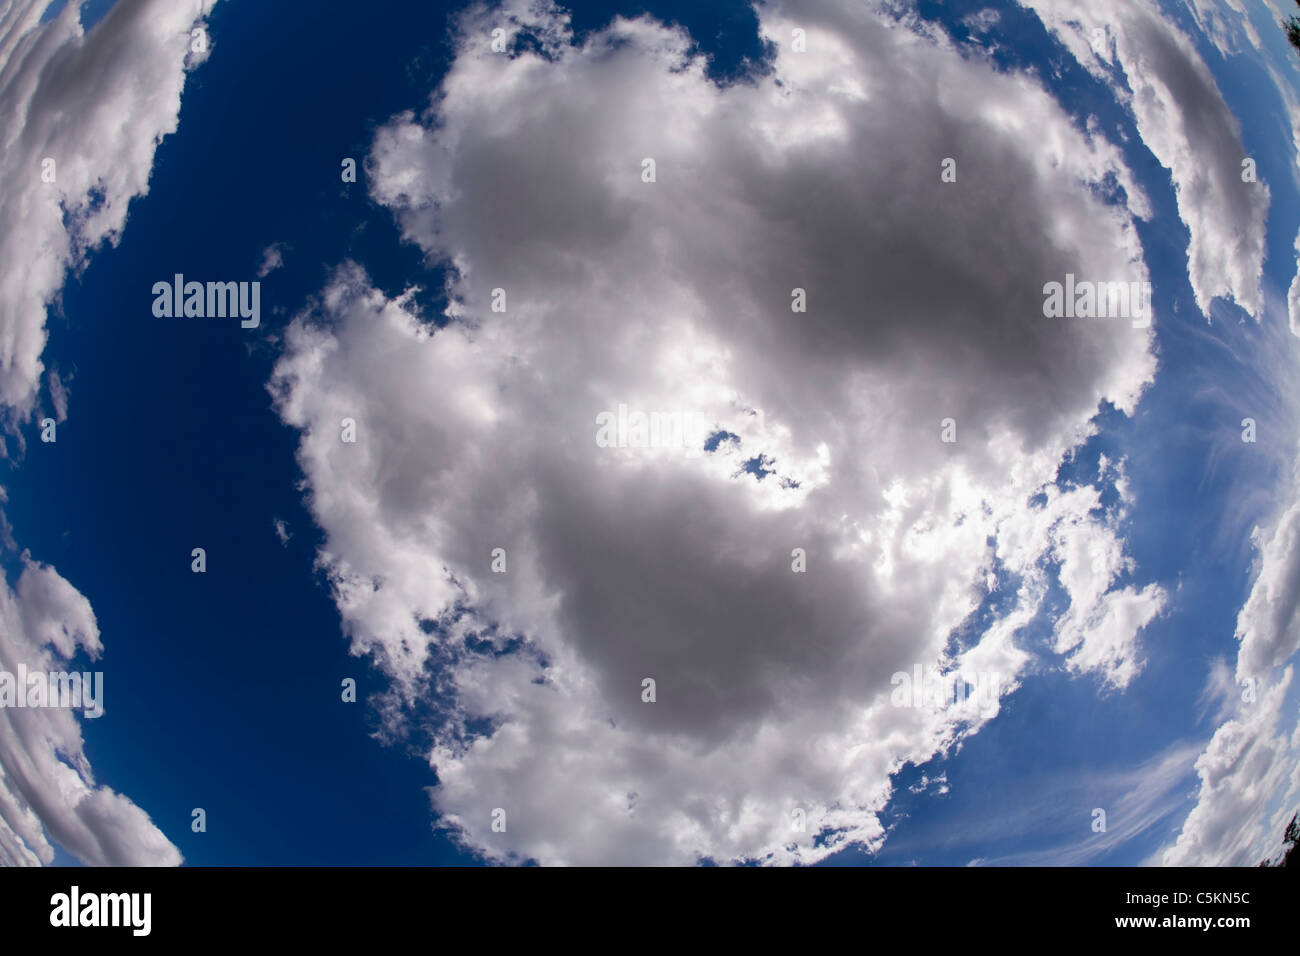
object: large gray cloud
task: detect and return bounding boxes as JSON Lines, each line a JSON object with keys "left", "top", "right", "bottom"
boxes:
{"left": 273, "top": 0, "right": 1166, "bottom": 863}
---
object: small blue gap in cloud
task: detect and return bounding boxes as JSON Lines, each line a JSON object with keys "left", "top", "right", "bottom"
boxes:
{"left": 704, "top": 429, "right": 739, "bottom": 452}
{"left": 39, "top": 0, "right": 69, "bottom": 24}
{"left": 79, "top": 0, "right": 118, "bottom": 30}
{"left": 40, "top": 0, "right": 124, "bottom": 31}
{"left": 562, "top": 0, "right": 771, "bottom": 83}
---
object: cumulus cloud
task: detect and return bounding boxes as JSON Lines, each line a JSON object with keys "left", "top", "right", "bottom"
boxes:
{"left": 1289, "top": 227, "right": 1300, "bottom": 338}
{"left": 0, "top": 0, "right": 219, "bottom": 419}
{"left": 1159, "top": 670, "right": 1299, "bottom": 866}
{"left": 1236, "top": 498, "right": 1300, "bottom": 681}
{"left": 0, "top": 556, "right": 181, "bottom": 866}
{"left": 272, "top": 0, "right": 1165, "bottom": 864}
{"left": 1158, "top": 443, "right": 1300, "bottom": 865}
{"left": 1020, "top": 0, "right": 1269, "bottom": 320}
{"left": 0, "top": 0, "right": 215, "bottom": 866}
{"left": 993, "top": 474, "right": 1166, "bottom": 691}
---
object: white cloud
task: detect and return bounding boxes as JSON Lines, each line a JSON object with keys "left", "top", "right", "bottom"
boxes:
{"left": 1158, "top": 449, "right": 1300, "bottom": 865}
{"left": 0, "top": 556, "right": 181, "bottom": 866}
{"left": 46, "top": 368, "right": 69, "bottom": 423}
{"left": 961, "top": 9, "right": 1001, "bottom": 35}
{"left": 994, "top": 480, "right": 1167, "bottom": 691}
{"left": 0, "top": 0, "right": 219, "bottom": 419}
{"left": 1289, "top": 227, "right": 1300, "bottom": 338}
{"left": 1179, "top": 0, "right": 1262, "bottom": 56}
{"left": 1236, "top": 498, "right": 1300, "bottom": 681}
{"left": 272, "top": 0, "right": 1165, "bottom": 864}
{"left": 1158, "top": 670, "right": 1299, "bottom": 866}
{"left": 1020, "top": 0, "right": 1270, "bottom": 320}
{"left": 258, "top": 242, "right": 287, "bottom": 278}
{"left": 0, "top": 0, "right": 217, "bottom": 866}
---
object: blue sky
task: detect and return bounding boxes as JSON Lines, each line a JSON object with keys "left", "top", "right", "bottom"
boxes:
{"left": 2, "top": 0, "right": 1300, "bottom": 867}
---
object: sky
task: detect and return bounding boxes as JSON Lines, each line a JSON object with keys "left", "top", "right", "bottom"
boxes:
{"left": 1, "top": 0, "right": 1299, "bottom": 867}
